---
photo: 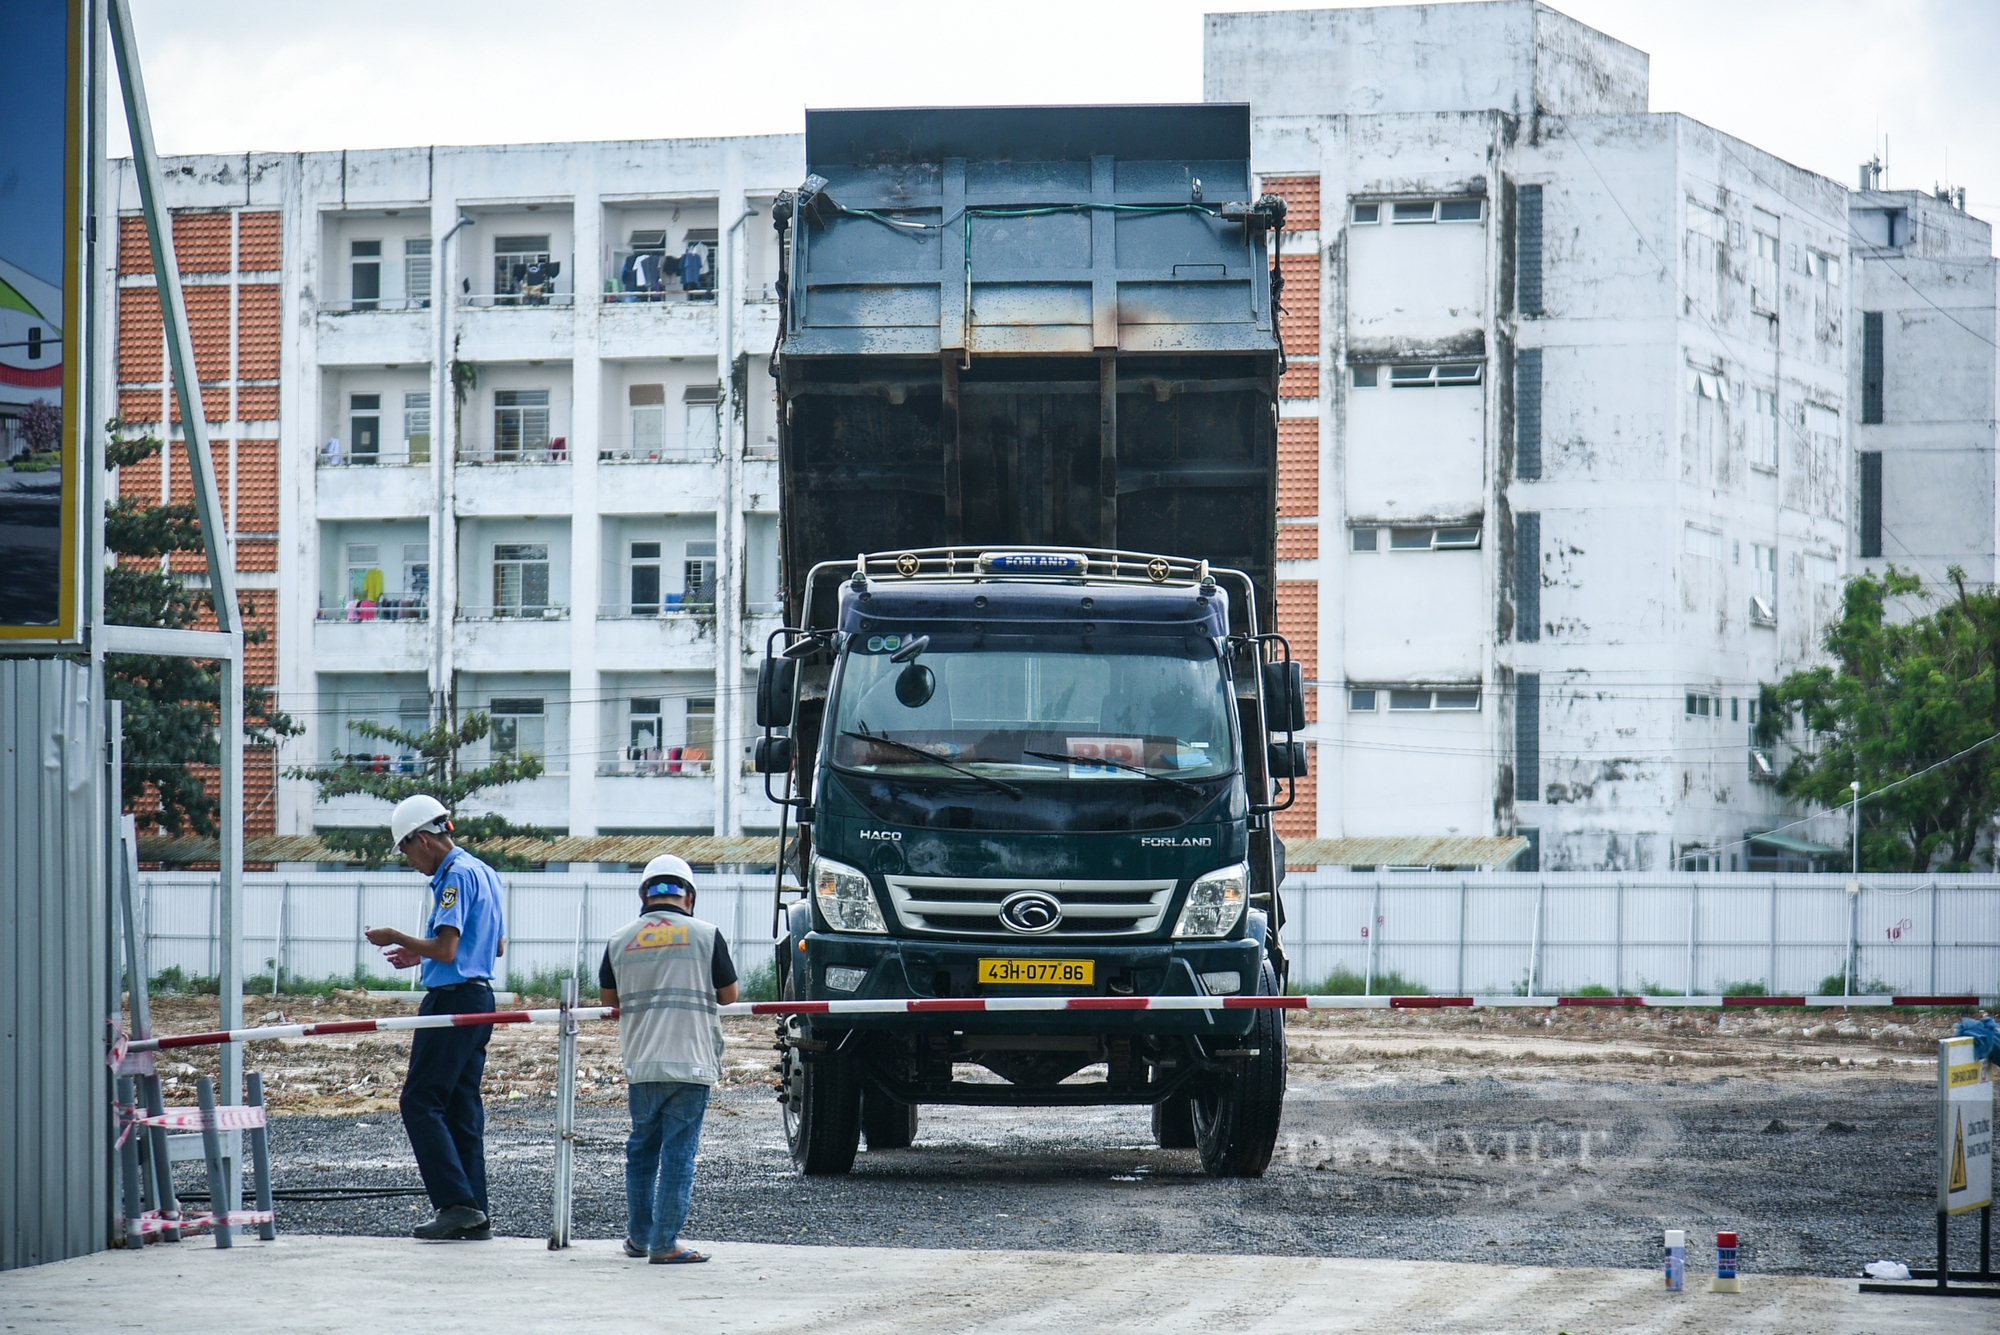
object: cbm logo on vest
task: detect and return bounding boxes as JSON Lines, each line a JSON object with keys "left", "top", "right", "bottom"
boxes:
{"left": 628, "top": 920, "right": 691, "bottom": 951}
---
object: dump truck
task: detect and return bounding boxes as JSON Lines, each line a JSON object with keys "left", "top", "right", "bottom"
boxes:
{"left": 754, "top": 105, "right": 1302, "bottom": 1178}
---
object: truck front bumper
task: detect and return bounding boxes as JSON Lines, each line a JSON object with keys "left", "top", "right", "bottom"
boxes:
{"left": 794, "top": 932, "right": 1265, "bottom": 1037}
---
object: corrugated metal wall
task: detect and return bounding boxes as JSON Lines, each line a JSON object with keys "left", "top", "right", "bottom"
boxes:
{"left": 2, "top": 658, "right": 111, "bottom": 1270}
{"left": 130, "top": 869, "right": 2000, "bottom": 1000}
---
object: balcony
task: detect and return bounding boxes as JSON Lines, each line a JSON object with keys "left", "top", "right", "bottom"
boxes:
{"left": 458, "top": 603, "right": 570, "bottom": 622}
{"left": 598, "top": 299, "right": 718, "bottom": 360}
{"left": 597, "top": 749, "right": 714, "bottom": 778}
{"left": 457, "top": 440, "right": 572, "bottom": 466}
{"left": 597, "top": 432, "right": 718, "bottom": 465}
{"left": 315, "top": 450, "right": 433, "bottom": 518}
{"left": 318, "top": 594, "right": 429, "bottom": 623}
{"left": 313, "top": 614, "right": 430, "bottom": 673}
{"left": 314, "top": 303, "right": 431, "bottom": 366}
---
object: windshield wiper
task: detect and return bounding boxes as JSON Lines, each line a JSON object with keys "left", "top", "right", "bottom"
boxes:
{"left": 841, "top": 729, "right": 1024, "bottom": 799}
{"left": 1019, "top": 749, "right": 1204, "bottom": 794}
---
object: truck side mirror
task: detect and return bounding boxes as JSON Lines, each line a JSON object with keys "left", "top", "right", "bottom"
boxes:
{"left": 1267, "top": 740, "right": 1309, "bottom": 780}
{"left": 754, "top": 735, "right": 793, "bottom": 774}
{"left": 1262, "top": 660, "right": 1306, "bottom": 733}
{"left": 756, "top": 656, "right": 797, "bottom": 728}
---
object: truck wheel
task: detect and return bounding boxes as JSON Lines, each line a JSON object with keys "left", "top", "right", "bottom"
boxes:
{"left": 779, "top": 974, "right": 861, "bottom": 1175}
{"left": 1151, "top": 1096, "right": 1197, "bottom": 1150}
{"left": 861, "top": 1085, "right": 918, "bottom": 1150}
{"left": 1192, "top": 960, "right": 1286, "bottom": 1178}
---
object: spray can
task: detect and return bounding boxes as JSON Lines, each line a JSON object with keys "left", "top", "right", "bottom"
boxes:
{"left": 1711, "top": 1230, "right": 1741, "bottom": 1292}
{"left": 1663, "top": 1229, "right": 1686, "bottom": 1290}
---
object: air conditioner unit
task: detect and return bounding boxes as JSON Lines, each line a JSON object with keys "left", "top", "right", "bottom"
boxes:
{"left": 1749, "top": 748, "right": 1776, "bottom": 782}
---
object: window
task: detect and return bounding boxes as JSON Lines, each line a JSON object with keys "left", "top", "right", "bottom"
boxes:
{"left": 1350, "top": 364, "right": 1378, "bottom": 388}
{"left": 404, "top": 237, "right": 432, "bottom": 309}
{"left": 1515, "top": 512, "right": 1539, "bottom": 642}
{"left": 1515, "top": 674, "right": 1539, "bottom": 802}
{"left": 1683, "top": 524, "right": 1723, "bottom": 560}
{"left": 1392, "top": 201, "right": 1436, "bottom": 224}
{"left": 493, "top": 542, "right": 550, "bottom": 615}
{"left": 1751, "top": 544, "right": 1777, "bottom": 623}
{"left": 402, "top": 541, "right": 430, "bottom": 604}
{"left": 1860, "top": 452, "right": 1882, "bottom": 558}
{"left": 398, "top": 695, "right": 430, "bottom": 735}
{"left": 1514, "top": 347, "right": 1542, "bottom": 479}
{"left": 1688, "top": 368, "right": 1730, "bottom": 402}
{"left": 1862, "top": 311, "right": 1884, "bottom": 423}
{"left": 1750, "top": 387, "right": 1778, "bottom": 470}
{"left": 628, "top": 697, "right": 663, "bottom": 754}
{"left": 1389, "top": 688, "right": 1481, "bottom": 711}
{"left": 1515, "top": 826, "right": 1539, "bottom": 871}
{"left": 489, "top": 697, "right": 545, "bottom": 760}
{"left": 1751, "top": 228, "right": 1779, "bottom": 313}
{"left": 1348, "top": 689, "right": 1378, "bottom": 711}
{"left": 629, "top": 541, "right": 662, "bottom": 613}
{"left": 1389, "top": 363, "right": 1482, "bottom": 388}
{"left": 1806, "top": 250, "right": 1841, "bottom": 286}
{"left": 1438, "top": 199, "right": 1482, "bottom": 222}
{"left": 1685, "top": 691, "right": 1717, "bottom": 718}
{"left": 350, "top": 393, "right": 381, "bottom": 464}
{"left": 1351, "top": 527, "right": 1378, "bottom": 552}
{"left": 344, "top": 543, "right": 381, "bottom": 602}
{"left": 1730, "top": 697, "right": 1739, "bottom": 722}
{"left": 351, "top": 240, "right": 381, "bottom": 310}
{"left": 684, "top": 383, "right": 721, "bottom": 456}
{"left": 403, "top": 392, "right": 431, "bottom": 464}
{"left": 493, "top": 389, "right": 551, "bottom": 460}
{"left": 493, "top": 234, "right": 552, "bottom": 298}
{"left": 683, "top": 540, "right": 717, "bottom": 605}
{"left": 629, "top": 384, "right": 666, "bottom": 455}
{"left": 1515, "top": 183, "right": 1543, "bottom": 317}
{"left": 1383, "top": 526, "right": 1481, "bottom": 551}
{"left": 685, "top": 697, "right": 715, "bottom": 755}
{"left": 1351, "top": 202, "right": 1380, "bottom": 225}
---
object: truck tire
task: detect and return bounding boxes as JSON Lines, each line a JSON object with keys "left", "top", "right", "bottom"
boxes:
{"left": 779, "top": 973, "right": 861, "bottom": 1175}
{"left": 1192, "top": 960, "right": 1286, "bottom": 1178}
{"left": 1151, "top": 1096, "right": 1197, "bottom": 1150}
{"left": 861, "top": 1085, "right": 918, "bottom": 1150}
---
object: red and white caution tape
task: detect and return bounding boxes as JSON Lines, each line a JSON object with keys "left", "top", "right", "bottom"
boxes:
{"left": 122, "top": 993, "right": 1981, "bottom": 1053}
{"left": 131, "top": 1209, "right": 274, "bottom": 1235}
{"left": 129, "top": 1105, "right": 267, "bottom": 1131}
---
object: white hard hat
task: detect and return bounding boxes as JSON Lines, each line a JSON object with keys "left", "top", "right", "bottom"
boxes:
{"left": 390, "top": 794, "right": 452, "bottom": 848}
{"left": 640, "top": 854, "right": 696, "bottom": 897}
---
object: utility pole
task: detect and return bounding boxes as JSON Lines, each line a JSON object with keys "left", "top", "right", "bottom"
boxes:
{"left": 1847, "top": 778, "right": 1861, "bottom": 997}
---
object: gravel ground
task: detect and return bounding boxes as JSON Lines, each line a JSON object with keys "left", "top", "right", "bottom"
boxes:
{"left": 139, "top": 994, "right": 1982, "bottom": 1279}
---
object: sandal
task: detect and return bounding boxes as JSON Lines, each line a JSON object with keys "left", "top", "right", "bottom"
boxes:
{"left": 622, "top": 1239, "right": 647, "bottom": 1258}
{"left": 649, "top": 1248, "right": 710, "bottom": 1264}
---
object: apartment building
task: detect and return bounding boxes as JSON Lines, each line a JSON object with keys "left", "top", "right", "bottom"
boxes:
{"left": 1210, "top": 1, "right": 1867, "bottom": 870}
{"left": 107, "top": 137, "right": 802, "bottom": 842}
{"left": 1848, "top": 178, "right": 1999, "bottom": 591}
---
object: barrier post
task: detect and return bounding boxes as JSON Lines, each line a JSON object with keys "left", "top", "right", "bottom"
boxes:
{"left": 141, "top": 1073, "right": 181, "bottom": 1240}
{"left": 116, "top": 1076, "right": 146, "bottom": 1248}
{"left": 548, "top": 976, "right": 578, "bottom": 1250}
{"left": 195, "top": 1078, "right": 232, "bottom": 1248}
{"left": 246, "top": 1073, "right": 277, "bottom": 1241}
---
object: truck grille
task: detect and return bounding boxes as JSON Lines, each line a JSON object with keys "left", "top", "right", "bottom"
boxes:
{"left": 882, "top": 876, "right": 1176, "bottom": 937}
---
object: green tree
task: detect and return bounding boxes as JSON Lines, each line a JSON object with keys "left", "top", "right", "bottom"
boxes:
{"left": 1761, "top": 566, "right": 2000, "bottom": 871}
{"left": 287, "top": 711, "right": 554, "bottom": 870}
{"left": 105, "top": 423, "right": 298, "bottom": 835}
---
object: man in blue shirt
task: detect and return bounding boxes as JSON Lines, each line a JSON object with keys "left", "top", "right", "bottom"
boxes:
{"left": 365, "top": 795, "right": 506, "bottom": 1241}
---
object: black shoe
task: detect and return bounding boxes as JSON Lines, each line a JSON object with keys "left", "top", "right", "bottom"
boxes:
{"left": 413, "top": 1205, "right": 488, "bottom": 1240}
{"left": 447, "top": 1224, "right": 493, "bottom": 1241}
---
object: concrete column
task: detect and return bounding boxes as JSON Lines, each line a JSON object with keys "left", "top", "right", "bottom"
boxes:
{"left": 278, "top": 152, "right": 318, "bottom": 834}
{"left": 1318, "top": 120, "right": 1348, "bottom": 839}
{"left": 431, "top": 177, "right": 461, "bottom": 724}
{"left": 568, "top": 167, "right": 603, "bottom": 838}
{"left": 716, "top": 149, "right": 747, "bottom": 835}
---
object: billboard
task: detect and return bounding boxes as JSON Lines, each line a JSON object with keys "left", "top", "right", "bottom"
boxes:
{"left": 0, "top": 0, "right": 85, "bottom": 641}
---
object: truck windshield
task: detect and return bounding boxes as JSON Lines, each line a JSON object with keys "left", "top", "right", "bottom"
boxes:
{"left": 829, "top": 640, "right": 1234, "bottom": 782}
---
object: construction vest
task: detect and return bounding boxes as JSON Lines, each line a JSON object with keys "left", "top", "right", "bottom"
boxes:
{"left": 605, "top": 908, "right": 725, "bottom": 1086}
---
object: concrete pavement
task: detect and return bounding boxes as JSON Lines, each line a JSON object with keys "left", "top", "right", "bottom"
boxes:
{"left": 1, "top": 1237, "right": 1984, "bottom": 1333}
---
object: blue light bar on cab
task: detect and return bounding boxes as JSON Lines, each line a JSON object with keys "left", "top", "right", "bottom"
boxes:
{"left": 977, "top": 551, "right": 1089, "bottom": 575}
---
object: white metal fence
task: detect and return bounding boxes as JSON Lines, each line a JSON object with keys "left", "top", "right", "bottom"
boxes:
{"left": 132, "top": 871, "right": 2000, "bottom": 998}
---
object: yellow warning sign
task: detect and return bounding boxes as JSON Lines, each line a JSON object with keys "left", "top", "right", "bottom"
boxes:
{"left": 1952, "top": 1111, "right": 1969, "bottom": 1193}
{"left": 1942, "top": 1036, "right": 1993, "bottom": 1215}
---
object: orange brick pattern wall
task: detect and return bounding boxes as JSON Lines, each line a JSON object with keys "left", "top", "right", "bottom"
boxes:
{"left": 1277, "top": 418, "right": 1319, "bottom": 518}
{"left": 238, "top": 213, "right": 281, "bottom": 271}
{"left": 1276, "top": 253, "right": 1319, "bottom": 358}
{"left": 119, "top": 216, "right": 153, "bottom": 275}
{"left": 1260, "top": 175, "right": 1320, "bottom": 231}
{"left": 1274, "top": 579, "right": 1319, "bottom": 840}
{"left": 171, "top": 213, "right": 232, "bottom": 273}
{"left": 234, "top": 440, "right": 279, "bottom": 533}
{"left": 1277, "top": 525, "right": 1319, "bottom": 560}
{"left": 237, "top": 285, "right": 280, "bottom": 380}
{"left": 1279, "top": 360, "right": 1319, "bottom": 401}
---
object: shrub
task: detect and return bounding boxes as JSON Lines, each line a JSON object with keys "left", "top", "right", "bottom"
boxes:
{"left": 1290, "top": 964, "right": 1428, "bottom": 996}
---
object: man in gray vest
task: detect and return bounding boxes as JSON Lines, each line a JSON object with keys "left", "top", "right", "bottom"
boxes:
{"left": 599, "top": 854, "right": 738, "bottom": 1264}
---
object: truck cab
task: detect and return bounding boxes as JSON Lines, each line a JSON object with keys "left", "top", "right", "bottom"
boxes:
{"left": 755, "top": 106, "right": 1299, "bottom": 1178}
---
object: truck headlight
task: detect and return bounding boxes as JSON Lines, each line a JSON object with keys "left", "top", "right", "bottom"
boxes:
{"left": 1173, "top": 863, "right": 1248, "bottom": 938}
{"left": 813, "top": 855, "right": 887, "bottom": 933}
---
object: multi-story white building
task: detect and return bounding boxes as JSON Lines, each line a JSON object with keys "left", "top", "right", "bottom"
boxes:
{"left": 108, "top": 136, "right": 805, "bottom": 844}
{"left": 1848, "top": 177, "right": 1998, "bottom": 591}
{"left": 1210, "top": 1, "right": 1877, "bottom": 870}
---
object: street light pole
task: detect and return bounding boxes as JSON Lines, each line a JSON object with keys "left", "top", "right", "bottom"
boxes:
{"left": 1847, "top": 778, "right": 1861, "bottom": 998}
{"left": 432, "top": 214, "right": 474, "bottom": 728}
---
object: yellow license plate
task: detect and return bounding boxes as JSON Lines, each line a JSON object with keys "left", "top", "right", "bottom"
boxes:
{"left": 977, "top": 958, "right": 1094, "bottom": 986}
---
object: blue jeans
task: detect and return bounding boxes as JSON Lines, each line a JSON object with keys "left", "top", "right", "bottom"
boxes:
{"left": 625, "top": 1081, "right": 709, "bottom": 1253}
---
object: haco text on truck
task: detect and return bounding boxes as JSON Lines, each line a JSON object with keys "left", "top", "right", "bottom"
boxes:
{"left": 753, "top": 105, "right": 1305, "bottom": 1178}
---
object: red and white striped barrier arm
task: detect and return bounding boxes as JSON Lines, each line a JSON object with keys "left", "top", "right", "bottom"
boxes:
{"left": 122, "top": 993, "right": 1983, "bottom": 1052}
{"left": 130, "top": 1105, "right": 267, "bottom": 1131}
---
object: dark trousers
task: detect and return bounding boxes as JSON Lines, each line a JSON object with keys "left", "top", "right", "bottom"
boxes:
{"left": 401, "top": 980, "right": 493, "bottom": 1213}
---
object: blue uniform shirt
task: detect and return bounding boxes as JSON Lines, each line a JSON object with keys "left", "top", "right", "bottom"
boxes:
{"left": 422, "top": 847, "right": 504, "bottom": 988}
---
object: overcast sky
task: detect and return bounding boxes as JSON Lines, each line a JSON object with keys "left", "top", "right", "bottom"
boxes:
{"left": 115, "top": 0, "right": 1997, "bottom": 248}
